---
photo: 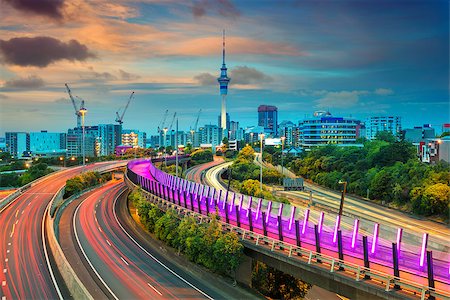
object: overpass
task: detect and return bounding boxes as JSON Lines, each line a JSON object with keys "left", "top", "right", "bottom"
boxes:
{"left": 126, "top": 159, "right": 450, "bottom": 300}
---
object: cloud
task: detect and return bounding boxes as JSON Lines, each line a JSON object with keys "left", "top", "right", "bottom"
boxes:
{"left": 192, "top": 0, "right": 240, "bottom": 19}
{"left": 118, "top": 69, "right": 141, "bottom": 81}
{"left": 0, "top": 94, "right": 9, "bottom": 99}
{"left": 374, "top": 88, "right": 394, "bottom": 95}
{"left": 229, "top": 66, "right": 273, "bottom": 85}
{"left": 91, "top": 71, "right": 117, "bottom": 81}
{"left": 0, "top": 36, "right": 96, "bottom": 67}
{"left": 53, "top": 97, "right": 69, "bottom": 104}
{"left": 4, "top": 75, "right": 45, "bottom": 89}
{"left": 194, "top": 73, "right": 217, "bottom": 85}
{"left": 315, "top": 90, "right": 369, "bottom": 108}
{"left": 3, "top": 0, "right": 64, "bottom": 20}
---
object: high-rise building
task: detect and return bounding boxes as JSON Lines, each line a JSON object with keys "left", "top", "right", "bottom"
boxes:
{"left": 122, "top": 129, "right": 147, "bottom": 148}
{"left": 5, "top": 132, "right": 29, "bottom": 158}
{"left": 278, "top": 120, "right": 297, "bottom": 146}
{"left": 217, "top": 30, "right": 230, "bottom": 138}
{"left": 97, "top": 124, "right": 122, "bottom": 156}
{"left": 299, "top": 112, "right": 360, "bottom": 149}
{"left": 30, "top": 131, "right": 66, "bottom": 156}
{"left": 67, "top": 126, "right": 98, "bottom": 158}
{"left": 258, "top": 105, "right": 278, "bottom": 136}
{"left": 0, "top": 137, "right": 6, "bottom": 152}
{"left": 366, "top": 116, "right": 402, "bottom": 140}
{"left": 198, "top": 125, "right": 222, "bottom": 147}
{"left": 217, "top": 113, "right": 230, "bottom": 132}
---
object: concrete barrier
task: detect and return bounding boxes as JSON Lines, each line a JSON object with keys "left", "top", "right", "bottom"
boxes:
{"left": 46, "top": 186, "right": 93, "bottom": 300}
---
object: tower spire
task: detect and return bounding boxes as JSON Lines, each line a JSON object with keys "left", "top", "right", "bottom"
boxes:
{"left": 222, "top": 29, "right": 226, "bottom": 66}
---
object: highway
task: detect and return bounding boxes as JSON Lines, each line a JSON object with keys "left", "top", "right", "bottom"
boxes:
{"left": 0, "top": 162, "right": 124, "bottom": 300}
{"left": 185, "top": 156, "right": 225, "bottom": 183}
{"left": 71, "top": 177, "right": 259, "bottom": 299}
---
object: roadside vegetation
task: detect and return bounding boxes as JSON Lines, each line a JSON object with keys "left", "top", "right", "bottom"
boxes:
{"left": 286, "top": 132, "right": 450, "bottom": 219}
{"left": 189, "top": 149, "right": 213, "bottom": 166}
{"left": 128, "top": 188, "right": 243, "bottom": 279}
{"left": 0, "top": 161, "right": 54, "bottom": 188}
{"left": 64, "top": 171, "right": 111, "bottom": 198}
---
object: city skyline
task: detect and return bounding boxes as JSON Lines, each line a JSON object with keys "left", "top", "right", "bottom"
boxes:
{"left": 0, "top": 1, "right": 449, "bottom": 135}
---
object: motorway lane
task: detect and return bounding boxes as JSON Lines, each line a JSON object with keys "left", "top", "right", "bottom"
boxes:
{"left": 73, "top": 181, "right": 213, "bottom": 299}
{"left": 185, "top": 156, "right": 224, "bottom": 184}
{"left": 0, "top": 162, "right": 124, "bottom": 300}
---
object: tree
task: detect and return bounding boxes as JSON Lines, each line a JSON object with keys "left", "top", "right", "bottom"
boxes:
{"left": 237, "top": 145, "right": 255, "bottom": 163}
{"left": 213, "top": 232, "right": 243, "bottom": 279}
{"left": 375, "top": 131, "right": 397, "bottom": 143}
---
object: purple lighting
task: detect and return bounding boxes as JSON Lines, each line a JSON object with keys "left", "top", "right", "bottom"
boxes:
{"left": 396, "top": 228, "right": 403, "bottom": 255}
{"left": 230, "top": 193, "right": 235, "bottom": 212}
{"left": 265, "top": 201, "right": 272, "bottom": 223}
{"left": 318, "top": 211, "right": 324, "bottom": 234}
{"left": 301, "top": 209, "right": 309, "bottom": 235}
{"left": 333, "top": 215, "right": 340, "bottom": 243}
{"left": 371, "top": 223, "right": 379, "bottom": 254}
{"left": 420, "top": 233, "right": 428, "bottom": 267}
{"left": 255, "top": 199, "right": 262, "bottom": 221}
{"left": 288, "top": 206, "right": 296, "bottom": 230}
{"left": 277, "top": 204, "right": 283, "bottom": 225}
{"left": 238, "top": 195, "right": 244, "bottom": 211}
{"left": 351, "top": 219, "right": 359, "bottom": 249}
{"left": 246, "top": 197, "right": 253, "bottom": 218}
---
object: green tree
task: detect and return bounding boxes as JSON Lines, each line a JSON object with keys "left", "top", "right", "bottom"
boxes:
{"left": 237, "top": 145, "right": 255, "bottom": 163}
{"left": 154, "top": 209, "right": 180, "bottom": 245}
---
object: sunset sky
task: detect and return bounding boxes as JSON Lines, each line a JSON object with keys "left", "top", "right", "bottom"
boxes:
{"left": 0, "top": 0, "right": 448, "bottom": 136}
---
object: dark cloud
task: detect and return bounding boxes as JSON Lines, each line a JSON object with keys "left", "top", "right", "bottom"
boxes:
{"left": 230, "top": 66, "right": 273, "bottom": 85}
{"left": 0, "top": 36, "right": 96, "bottom": 67}
{"left": 91, "top": 71, "right": 117, "bottom": 81}
{"left": 3, "top": 0, "right": 65, "bottom": 20}
{"left": 4, "top": 75, "right": 45, "bottom": 89}
{"left": 194, "top": 72, "right": 217, "bottom": 85}
{"left": 192, "top": 0, "right": 239, "bottom": 19}
{"left": 119, "top": 69, "right": 141, "bottom": 81}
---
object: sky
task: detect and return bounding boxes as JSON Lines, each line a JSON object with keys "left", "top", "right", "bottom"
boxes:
{"left": 0, "top": 0, "right": 448, "bottom": 136}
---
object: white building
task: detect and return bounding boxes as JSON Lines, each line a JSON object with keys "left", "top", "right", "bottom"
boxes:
{"left": 299, "top": 112, "right": 360, "bottom": 149}
{"left": 122, "top": 129, "right": 147, "bottom": 148}
{"left": 29, "top": 131, "right": 66, "bottom": 156}
{"left": 366, "top": 116, "right": 402, "bottom": 140}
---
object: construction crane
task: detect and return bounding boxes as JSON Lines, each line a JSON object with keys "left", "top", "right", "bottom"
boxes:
{"left": 164, "top": 112, "right": 176, "bottom": 147}
{"left": 157, "top": 109, "right": 169, "bottom": 134}
{"left": 190, "top": 109, "right": 202, "bottom": 142}
{"left": 65, "top": 83, "right": 85, "bottom": 128}
{"left": 115, "top": 92, "right": 135, "bottom": 125}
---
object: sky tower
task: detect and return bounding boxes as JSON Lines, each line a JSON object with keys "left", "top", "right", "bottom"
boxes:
{"left": 217, "top": 30, "right": 230, "bottom": 138}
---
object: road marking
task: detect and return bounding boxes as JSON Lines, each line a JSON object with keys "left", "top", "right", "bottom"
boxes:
{"left": 106, "top": 240, "right": 111, "bottom": 246}
{"left": 3, "top": 269, "right": 6, "bottom": 273}
{"left": 7, "top": 243, "right": 11, "bottom": 246}
{"left": 2, "top": 295, "right": 6, "bottom": 300}
{"left": 98, "top": 226, "right": 102, "bottom": 232}
{"left": 27, "top": 202, "right": 31, "bottom": 206}
{"left": 15, "top": 220, "right": 18, "bottom": 225}
{"left": 10, "top": 224, "right": 15, "bottom": 238}
{"left": 2, "top": 281, "right": 5, "bottom": 286}
{"left": 21, "top": 210, "right": 24, "bottom": 215}
{"left": 120, "top": 257, "right": 129, "bottom": 266}
{"left": 4, "top": 258, "right": 8, "bottom": 263}
{"left": 15, "top": 209, "right": 19, "bottom": 218}
{"left": 147, "top": 283, "right": 162, "bottom": 296}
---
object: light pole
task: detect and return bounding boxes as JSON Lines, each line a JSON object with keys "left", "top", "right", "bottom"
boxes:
{"left": 79, "top": 106, "right": 87, "bottom": 170}
{"left": 259, "top": 133, "right": 265, "bottom": 191}
{"left": 280, "top": 136, "right": 286, "bottom": 177}
{"left": 338, "top": 180, "right": 347, "bottom": 216}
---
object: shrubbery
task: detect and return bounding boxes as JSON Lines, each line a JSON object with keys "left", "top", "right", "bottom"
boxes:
{"left": 189, "top": 149, "right": 213, "bottom": 166}
{"left": 0, "top": 163, "right": 54, "bottom": 187}
{"left": 64, "top": 171, "right": 110, "bottom": 198}
{"left": 129, "top": 189, "right": 244, "bottom": 277}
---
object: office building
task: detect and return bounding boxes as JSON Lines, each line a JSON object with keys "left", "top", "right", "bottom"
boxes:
{"left": 29, "top": 131, "right": 66, "bottom": 156}
{"left": 5, "top": 132, "right": 30, "bottom": 158}
{"left": 122, "top": 129, "right": 147, "bottom": 148}
{"left": 0, "top": 137, "right": 6, "bottom": 152}
{"left": 299, "top": 112, "right": 360, "bottom": 149}
{"left": 278, "top": 120, "right": 298, "bottom": 147}
{"left": 258, "top": 105, "right": 278, "bottom": 136}
{"left": 67, "top": 126, "right": 98, "bottom": 158}
{"left": 97, "top": 124, "right": 122, "bottom": 156}
{"left": 230, "top": 121, "right": 244, "bottom": 141}
{"left": 366, "top": 116, "right": 402, "bottom": 140}
{"left": 198, "top": 125, "right": 222, "bottom": 147}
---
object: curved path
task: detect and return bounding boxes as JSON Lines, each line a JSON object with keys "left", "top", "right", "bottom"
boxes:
{"left": 0, "top": 162, "right": 124, "bottom": 300}
{"left": 185, "top": 156, "right": 224, "bottom": 184}
{"left": 70, "top": 178, "right": 259, "bottom": 299}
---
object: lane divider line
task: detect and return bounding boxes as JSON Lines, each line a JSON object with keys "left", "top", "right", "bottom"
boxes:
{"left": 120, "top": 257, "right": 129, "bottom": 266}
{"left": 147, "top": 283, "right": 162, "bottom": 296}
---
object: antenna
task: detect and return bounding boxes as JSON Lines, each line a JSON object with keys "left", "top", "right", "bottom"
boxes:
{"left": 222, "top": 29, "right": 226, "bottom": 65}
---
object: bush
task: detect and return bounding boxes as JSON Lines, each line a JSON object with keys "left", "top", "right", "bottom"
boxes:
{"left": 64, "top": 171, "right": 103, "bottom": 198}
{"left": 190, "top": 149, "right": 213, "bottom": 166}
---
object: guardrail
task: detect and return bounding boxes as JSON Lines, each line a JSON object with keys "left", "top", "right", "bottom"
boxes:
{"left": 126, "top": 159, "right": 450, "bottom": 300}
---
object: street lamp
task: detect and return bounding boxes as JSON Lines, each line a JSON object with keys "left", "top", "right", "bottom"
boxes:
{"left": 79, "top": 106, "right": 87, "bottom": 170}
{"left": 280, "top": 136, "right": 286, "bottom": 177}
{"left": 59, "top": 156, "right": 65, "bottom": 168}
{"left": 259, "top": 133, "right": 265, "bottom": 191}
{"left": 338, "top": 180, "right": 347, "bottom": 216}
